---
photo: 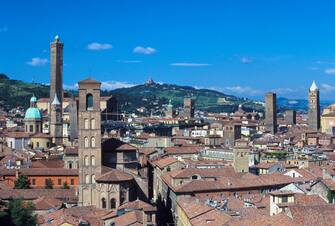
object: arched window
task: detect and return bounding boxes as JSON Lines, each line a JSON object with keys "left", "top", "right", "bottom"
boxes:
{"left": 84, "top": 119, "right": 89, "bottom": 129}
{"left": 91, "top": 174, "right": 95, "bottom": 183}
{"left": 84, "top": 137, "right": 89, "bottom": 148}
{"left": 86, "top": 94, "right": 93, "bottom": 110}
{"left": 91, "top": 119, "right": 95, "bottom": 129}
{"left": 84, "top": 155, "right": 89, "bottom": 166}
{"left": 110, "top": 198, "right": 116, "bottom": 209}
{"left": 85, "top": 174, "right": 90, "bottom": 183}
{"left": 91, "top": 137, "right": 96, "bottom": 148}
{"left": 101, "top": 198, "right": 106, "bottom": 208}
{"left": 91, "top": 156, "right": 96, "bottom": 166}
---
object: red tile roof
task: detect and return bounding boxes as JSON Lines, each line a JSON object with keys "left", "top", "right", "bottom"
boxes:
{"left": 95, "top": 168, "right": 133, "bottom": 183}
{"left": 118, "top": 199, "right": 156, "bottom": 212}
{"left": 0, "top": 168, "right": 78, "bottom": 176}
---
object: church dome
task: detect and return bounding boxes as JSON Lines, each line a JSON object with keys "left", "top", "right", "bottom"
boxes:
{"left": 24, "top": 107, "right": 42, "bottom": 120}
{"left": 25, "top": 95, "right": 41, "bottom": 120}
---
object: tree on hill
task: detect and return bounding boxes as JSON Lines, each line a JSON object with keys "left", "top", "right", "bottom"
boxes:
{"left": 14, "top": 175, "right": 30, "bottom": 189}
{"left": 45, "top": 178, "right": 53, "bottom": 189}
{"left": 8, "top": 199, "right": 36, "bottom": 226}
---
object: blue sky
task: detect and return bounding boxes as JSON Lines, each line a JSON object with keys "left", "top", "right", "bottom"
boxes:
{"left": 1, "top": 0, "right": 335, "bottom": 99}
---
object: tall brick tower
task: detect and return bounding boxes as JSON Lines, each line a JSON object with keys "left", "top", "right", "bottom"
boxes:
{"left": 50, "top": 35, "right": 63, "bottom": 143}
{"left": 265, "top": 92, "right": 277, "bottom": 134}
{"left": 50, "top": 35, "right": 63, "bottom": 107}
{"left": 78, "top": 78, "right": 102, "bottom": 206}
{"left": 183, "top": 98, "right": 195, "bottom": 119}
{"left": 308, "top": 80, "right": 320, "bottom": 131}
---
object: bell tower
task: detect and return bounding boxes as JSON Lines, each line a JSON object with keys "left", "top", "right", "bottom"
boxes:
{"left": 78, "top": 77, "right": 102, "bottom": 207}
{"left": 308, "top": 80, "right": 320, "bottom": 131}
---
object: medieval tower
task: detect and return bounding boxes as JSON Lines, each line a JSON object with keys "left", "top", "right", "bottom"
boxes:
{"left": 265, "top": 92, "right": 277, "bottom": 134}
{"left": 308, "top": 80, "right": 320, "bottom": 131}
{"left": 78, "top": 78, "right": 102, "bottom": 206}
{"left": 50, "top": 35, "right": 63, "bottom": 144}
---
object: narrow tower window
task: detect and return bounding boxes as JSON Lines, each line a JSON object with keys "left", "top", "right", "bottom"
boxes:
{"left": 91, "top": 119, "right": 95, "bottom": 129}
{"left": 86, "top": 94, "right": 93, "bottom": 110}
{"left": 91, "top": 137, "right": 96, "bottom": 148}
{"left": 101, "top": 198, "right": 106, "bottom": 208}
{"left": 91, "top": 156, "right": 96, "bottom": 166}
{"left": 84, "top": 119, "right": 89, "bottom": 129}
{"left": 84, "top": 137, "right": 89, "bottom": 148}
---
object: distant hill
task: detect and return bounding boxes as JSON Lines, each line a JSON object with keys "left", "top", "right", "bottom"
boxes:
{"left": 3, "top": 73, "right": 328, "bottom": 115}
{"left": 0, "top": 74, "right": 49, "bottom": 110}
{"left": 103, "top": 82, "right": 263, "bottom": 114}
{"left": 277, "top": 97, "right": 332, "bottom": 112}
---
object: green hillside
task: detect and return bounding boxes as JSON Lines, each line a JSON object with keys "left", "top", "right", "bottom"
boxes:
{"left": 0, "top": 74, "right": 49, "bottom": 109}
{"left": 0, "top": 74, "right": 263, "bottom": 114}
{"left": 104, "top": 82, "right": 263, "bottom": 114}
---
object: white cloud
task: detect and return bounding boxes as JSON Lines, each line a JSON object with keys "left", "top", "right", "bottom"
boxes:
{"left": 133, "top": 46, "right": 156, "bottom": 55}
{"left": 222, "top": 86, "right": 261, "bottom": 96}
{"left": 321, "top": 83, "right": 335, "bottom": 92}
{"left": 325, "top": 68, "right": 335, "bottom": 75}
{"left": 87, "top": 42, "right": 113, "bottom": 50}
{"left": 240, "top": 56, "right": 253, "bottom": 64}
{"left": 0, "top": 26, "right": 8, "bottom": 32}
{"left": 101, "top": 81, "right": 137, "bottom": 90}
{"left": 63, "top": 81, "right": 137, "bottom": 90}
{"left": 26, "top": 57, "right": 48, "bottom": 66}
{"left": 118, "top": 60, "right": 142, "bottom": 64}
{"left": 272, "top": 87, "right": 295, "bottom": 94}
{"left": 63, "top": 83, "right": 78, "bottom": 90}
{"left": 170, "top": 63, "right": 211, "bottom": 67}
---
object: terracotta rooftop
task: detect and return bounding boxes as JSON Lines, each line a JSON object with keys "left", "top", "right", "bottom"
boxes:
{"left": 95, "top": 168, "right": 133, "bottom": 183}
{"left": 118, "top": 199, "right": 156, "bottom": 212}
{"left": 289, "top": 205, "right": 335, "bottom": 226}
{"left": 113, "top": 210, "right": 143, "bottom": 226}
{"left": 151, "top": 157, "right": 180, "bottom": 169}
{"left": 0, "top": 189, "right": 77, "bottom": 203}
{"left": 33, "top": 196, "right": 63, "bottom": 210}
{"left": 31, "top": 159, "right": 64, "bottom": 168}
{"left": 165, "top": 146, "right": 202, "bottom": 155}
{"left": 177, "top": 197, "right": 231, "bottom": 225}
{"left": 0, "top": 168, "right": 78, "bottom": 176}
{"left": 322, "top": 179, "right": 335, "bottom": 191}
{"left": 39, "top": 206, "right": 109, "bottom": 226}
